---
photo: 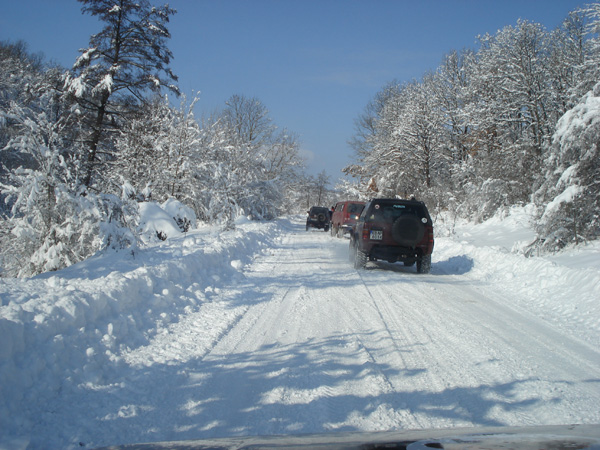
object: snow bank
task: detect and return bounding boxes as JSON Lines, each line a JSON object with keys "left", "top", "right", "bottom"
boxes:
{"left": 0, "top": 217, "right": 284, "bottom": 447}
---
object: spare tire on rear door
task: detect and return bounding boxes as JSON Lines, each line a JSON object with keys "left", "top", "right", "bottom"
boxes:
{"left": 391, "top": 215, "right": 424, "bottom": 247}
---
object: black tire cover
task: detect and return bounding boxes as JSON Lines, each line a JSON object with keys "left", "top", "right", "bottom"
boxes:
{"left": 392, "top": 215, "right": 425, "bottom": 246}
{"left": 317, "top": 213, "right": 326, "bottom": 222}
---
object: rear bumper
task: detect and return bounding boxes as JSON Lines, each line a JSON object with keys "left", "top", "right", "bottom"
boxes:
{"left": 367, "top": 244, "right": 424, "bottom": 263}
{"left": 307, "top": 220, "right": 328, "bottom": 228}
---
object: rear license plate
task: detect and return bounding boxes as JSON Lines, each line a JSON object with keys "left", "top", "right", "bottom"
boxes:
{"left": 370, "top": 230, "right": 383, "bottom": 240}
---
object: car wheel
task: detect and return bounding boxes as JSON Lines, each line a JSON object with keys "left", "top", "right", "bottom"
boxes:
{"left": 392, "top": 215, "right": 425, "bottom": 247}
{"left": 337, "top": 227, "right": 344, "bottom": 238}
{"left": 417, "top": 254, "right": 431, "bottom": 274}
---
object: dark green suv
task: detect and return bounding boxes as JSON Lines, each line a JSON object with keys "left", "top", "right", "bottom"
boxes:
{"left": 306, "top": 206, "right": 330, "bottom": 231}
{"left": 349, "top": 198, "right": 434, "bottom": 273}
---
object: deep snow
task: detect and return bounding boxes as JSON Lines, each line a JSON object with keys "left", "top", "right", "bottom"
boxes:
{"left": 0, "top": 205, "right": 599, "bottom": 449}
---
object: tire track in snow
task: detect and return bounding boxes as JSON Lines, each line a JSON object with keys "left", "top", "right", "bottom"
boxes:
{"left": 357, "top": 265, "right": 600, "bottom": 427}
{"left": 364, "top": 272, "right": 517, "bottom": 427}
{"left": 340, "top": 269, "right": 445, "bottom": 429}
{"left": 190, "top": 227, "right": 422, "bottom": 434}
{"left": 177, "top": 229, "right": 345, "bottom": 436}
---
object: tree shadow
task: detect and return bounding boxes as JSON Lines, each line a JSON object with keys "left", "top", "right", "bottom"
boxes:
{"left": 43, "top": 331, "right": 595, "bottom": 449}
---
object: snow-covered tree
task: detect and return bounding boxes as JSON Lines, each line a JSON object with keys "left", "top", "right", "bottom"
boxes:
{"left": 313, "top": 170, "right": 331, "bottom": 206}
{"left": 535, "top": 82, "right": 600, "bottom": 250}
{"left": 575, "top": 2, "right": 600, "bottom": 97}
{"left": 195, "top": 117, "right": 277, "bottom": 224}
{"left": 112, "top": 93, "right": 201, "bottom": 203}
{"left": 186, "top": 95, "right": 306, "bottom": 226}
{"left": 0, "top": 72, "right": 137, "bottom": 277}
{"left": 0, "top": 41, "right": 50, "bottom": 180}
{"left": 0, "top": 41, "right": 44, "bottom": 112}
{"left": 222, "top": 94, "right": 275, "bottom": 150}
{"left": 347, "top": 3, "right": 600, "bottom": 229}
{"left": 549, "top": 11, "right": 588, "bottom": 109}
{"left": 348, "top": 81, "right": 400, "bottom": 164}
{"left": 393, "top": 75, "right": 449, "bottom": 195}
{"left": 111, "top": 96, "right": 171, "bottom": 198}
{"left": 350, "top": 74, "right": 449, "bottom": 203}
{"left": 65, "top": 0, "right": 179, "bottom": 189}
{"left": 460, "top": 20, "right": 553, "bottom": 217}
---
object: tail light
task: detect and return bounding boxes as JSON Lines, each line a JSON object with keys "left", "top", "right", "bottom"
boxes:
{"left": 425, "top": 227, "right": 434, "bottom": 253}
{"left": 362, "top": 228, "right": 369, "bottom": 241}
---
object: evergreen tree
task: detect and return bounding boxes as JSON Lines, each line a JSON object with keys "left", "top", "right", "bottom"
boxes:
{"left": 65, "top": 0, "right": 179, "bottom": 188}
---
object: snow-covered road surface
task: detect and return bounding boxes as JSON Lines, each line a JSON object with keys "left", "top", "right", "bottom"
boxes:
{"left": 1, "top": 213, "right": 599, "bottom": 449}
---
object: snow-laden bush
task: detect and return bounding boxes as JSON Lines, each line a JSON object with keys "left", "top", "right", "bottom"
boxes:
{"left": 1, "top": 186, "right": 139, "bottom": 277}
{"left": 100, "top": 193, "right": 138, "bottom": 251}
{"left": 138, "top": 201, "right": 182, "bottom": 243}
{"left": 162, "top": 198, "right": 196, "bottom": 232}
{"left": 457, "top": 179, "right": 520, "bottom": 223}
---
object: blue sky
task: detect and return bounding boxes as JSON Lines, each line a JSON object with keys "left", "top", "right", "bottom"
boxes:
{"left": 0, "top": 0, "right": 586, "bottom": 182}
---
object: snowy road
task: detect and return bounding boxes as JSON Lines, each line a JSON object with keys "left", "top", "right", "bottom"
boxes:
{"left": 109, "top": 218, "right": 600, "bottom": 444}
{"left": 2, "top": 215, "right": 600, "bottom": 448}
{"left": 167, "top": 222, "right": 600, "bottom": 437}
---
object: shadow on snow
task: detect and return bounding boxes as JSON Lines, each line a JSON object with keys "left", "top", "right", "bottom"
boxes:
{"left": 61, "top": 332, "right": 583, "bottom": 448}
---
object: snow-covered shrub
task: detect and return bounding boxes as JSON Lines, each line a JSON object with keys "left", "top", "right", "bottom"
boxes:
{"left": 137, "top": 201, "right": 182, "bottom": 244}
{"left": 459, "top": 179, "right": 515, "bottom": 223}
{"left": 99, "top": 193, "right": 138, "bottom": 252}
{"left": 0, "top": 84, "right": 90, "bottom": 276}
{"left": 235, "top": 180, "right": 282, "bottom": 221}
{"left": 162, "top": 198, "right": 196, "bottom": 232}
{"left": 1, "top": 183, "right": 139, "bottom": 277}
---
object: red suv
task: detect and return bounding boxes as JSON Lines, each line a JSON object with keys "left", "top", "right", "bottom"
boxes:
{"left": 330, "top": 201, "right": 365, "bottom": 238}
{"left": 349, "top": 198, "right": 434, "bottom": 273}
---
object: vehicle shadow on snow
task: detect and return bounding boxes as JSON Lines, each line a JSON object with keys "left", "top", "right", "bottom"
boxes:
{"left": 433, "top": 255, "right": 474, "bottom": 275}
{"left": 358, "top": 254, "right": 474, "bottom": 276}
{"left": 76, "top": 333, "right": 569, "bottom": 448}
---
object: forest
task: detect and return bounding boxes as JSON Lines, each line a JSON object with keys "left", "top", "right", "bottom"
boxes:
{"left": 0, "top": 0, "right": 334, "bottom": 277}
{"left": 1, "top": 0, "right": 599, "bottom": 277}
{"left": 344, "top": 2, "right": 600, "bottom": 255}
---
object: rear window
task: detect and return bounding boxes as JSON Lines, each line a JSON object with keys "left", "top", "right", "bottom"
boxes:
{"left": 348, "top": 203, "right": 364, "bottom": 214}
{"left": 366, "top": 202, "right": 428, "bottom": 222}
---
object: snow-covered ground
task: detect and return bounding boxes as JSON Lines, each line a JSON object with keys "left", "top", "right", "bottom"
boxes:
{"left": 1, "top": 206, "right": 599, "bottom": 449}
